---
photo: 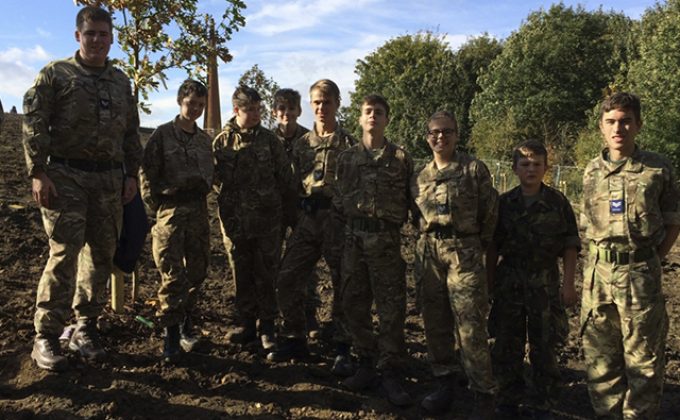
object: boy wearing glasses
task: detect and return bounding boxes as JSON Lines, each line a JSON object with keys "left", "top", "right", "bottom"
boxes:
{"left": 213, "top": 86, "right": 293, "bottom": 351}
{"left": 411, "top": 111, "right": 498, "bottom": 417}
{"left": 487, "top": 140, "right": 579, "bottom": 418}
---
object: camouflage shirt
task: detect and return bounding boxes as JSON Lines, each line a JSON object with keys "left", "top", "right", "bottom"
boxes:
{"left": 22, "top": 52, "right": 141, "bottom": 177}
{"left": 582, "top": 147, "right": 680, "bottom": 251}
{"left": 334, "top": 140, "right": 414, "bottom": 225}
{"left": 494, "top": 183, "right": 581, "bottom": 267}
{"left": 276, "top": 123, "right": 309, "bottom": 161}
{"left": 411, "top": 151, "right": 498, "bottom": 245}
{"left": 292, "top": 125, "right": 356, "bottom": 199}
{"left": 213, "top": 117, "right": 293, "bottom": 237}
{"left": 139, "top": 116, "right": 214, "bottom": 211}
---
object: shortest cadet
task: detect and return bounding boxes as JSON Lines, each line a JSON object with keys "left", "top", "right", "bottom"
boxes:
{"left": 335, "top": 95, "right": 414, "bottom": 406}
{"left": 139, "top": 79, "right": 213, "bottom": 362}
{"left": 214, "top": 86, "right": 293, "bottom": 352}
{"left": 487, "top": 140, "right": 580, "bottom": 419}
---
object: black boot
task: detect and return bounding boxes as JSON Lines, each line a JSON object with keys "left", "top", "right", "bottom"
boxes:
{"left": 179, "top": 315, "right": 198, "bottom": 352}
{"left": 331, "top": 342, "right": 354, "bottom": 377}
{"left": 163, "top": 324, "right": 181, "bottom": 363}
{"left": 469, "top": 391, "right": 495, "bottom": 420}
{"left": 32, "top": 334, "right": 68, "bottom": 371}
{"left": 421, "top": 374, "right": 456, "bottom": 414}
{"left": 381, "top": 369, "right": 413, "bottom": 407}
{"left": 259, "top": 319, "right": 276, "bottom": 351}
{"left": 226, "top": 318, "right": 257, "bottom": 345}
{"left": 343, "top": 358, "right": 379, "bottom": 391}
{"left": 266, "top": 337, "right": 309, "bottom": 362}
{"left": 69, "top": 319, "right": 106, "bottom": 362}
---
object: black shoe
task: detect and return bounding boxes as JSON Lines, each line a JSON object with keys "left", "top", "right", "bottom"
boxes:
{"left": 163, "top": 324, "right": 181, "bottom": 363}
{"left": 32, "top": 335, "right": 68, "bottom": 371}
{"left": 226, "top": 319, "right": 257, "bottom": 345}
{"left": 331, "top": 343, "right": 354, "bottom": 377}
{"left": 421, "top": 374, "right": 456, "bottom": 414}
{"left": 305, "top": 307, "right": 320, "bottom": 339}
{"left": 266, "top": 337, "right": 309, "bottom": 362}
{"left": 69, "top": 320, "right": 106, "bottom": 362}
{"left": 258, "top": 319, "right": 276, "bottom": 351}
{"left": 343, "top": 362, "right": 379, "bottom": 391}
{"left": 381, "top": 370, "right": 413, "bottom": 407}
{"left": 179, "top": 316, "right": 199, "bottom": 352}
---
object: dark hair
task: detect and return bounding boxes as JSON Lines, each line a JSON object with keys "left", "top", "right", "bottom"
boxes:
{"left": 362, "top": 94, "right": 390, "bottom": 118}
{"left": 273, "top": 88, "right": 302, "bottom": 110}
{"left": 309, "top": 79, "right": 340, "bottom": 103}
{"left": 512, "top": 139, "right": 548, "bottom": 168}
{"left": 232, "top": 85, "right": 262, "bottom": 108}
{"left": 177, "top": 79, "right": 207, "bottom": 104}
{"left": 427, "top": 111, "right": 458, "bottom": 134}
{"left": 600, "top": 92, "right": 642, "bottom": 124}
{"left": 76, "top": 6, "right": 113, "bottom": 32}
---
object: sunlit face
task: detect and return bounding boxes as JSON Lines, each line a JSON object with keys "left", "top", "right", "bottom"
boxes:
{"left": 75, "top": 19, "right": 112, "bottom": 67}
{"left": 310, "top": 89, "right": 338, "bottom": 125}
{"left": 599, "top": 108, "right": 641, "bottom": 158}
{"left": 178, "top": 92, "right": 206, "bottom": 123}
{"left": 359, "top": 102, "right": 388, "bottom": 135}
{"left": 513, "top": 154, "right": 547, "bottom": 190}
{"left": 273, "top": 102, "right": 301, "bottom": 127}
{"left": 234, "top": 102, "right": 262, "bottom": 129}
{"left": 426, "top": 117, "right": 457, "bottom": 158}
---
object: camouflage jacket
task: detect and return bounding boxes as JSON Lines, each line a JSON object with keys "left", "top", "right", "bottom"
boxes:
{"left": 139, "top": 116, "right": 214, "bottom": 211}
{"left": 292, "top": 125, "right": 356, "bottom": 199}
{"left": 582, "top": 147, "right": 680, "bottom": 251}
{"left": 494, "top": 183, "right": 581, "bottom": 267}
{"left": 411, "top": 151, "right": 498, "bottom": 246}
{"left": 213, "top": 117, "right": 292, "bottom": 237}
{"left": 276, "top": 123, "right": 309, "bottom": 161}
{"left": 22, "top": 52, "right": 141, "bottom": 177}
{"left": 333, "top": 140, "right": 414, "bottom": 226}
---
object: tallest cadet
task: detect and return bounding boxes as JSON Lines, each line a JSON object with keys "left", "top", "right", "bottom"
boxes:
{"left": 23, "top": 6, "right": 142, "bottom": 371}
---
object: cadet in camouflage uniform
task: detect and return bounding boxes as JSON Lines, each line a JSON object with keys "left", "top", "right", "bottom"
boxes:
{"left": 271, "top": 88, "right": 321, "bottom": 336}
{"left": 23, "top": 6, "right": 142, "bottom": 371}
{"left": 139, "top": 79, "right": 212, "bottom": 362}
{"left": 487, "top": 140, "right": 580, "bottom": 419}
{"left": 334, "top": 95, "right": 414, "bottom": 406}
{"left": 214, "top": 86, "right": 292, "bottom": 351}
{"left": 581, "top": 92, "right": 680, "bottom": 419}
{"left": 411, "top": 111, "right": 498, "bottom": 418}
{"left": 267, "top": 80, "right": 355, "bottom": 375}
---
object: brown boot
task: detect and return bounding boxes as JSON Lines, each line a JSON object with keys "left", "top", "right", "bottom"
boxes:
{"left": 468, "top": 391, "right": 495, "bottom": 420}
{"left": 381, "top": 369, "right": 413, "bottom": 407}
{"left": 32, "top": 334, "right": 68, "bottom": 371}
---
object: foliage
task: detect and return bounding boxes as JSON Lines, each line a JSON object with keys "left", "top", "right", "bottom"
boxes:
{"left": 469, "top": 3, "right": 634, "bottom": 164}
{"left": 75, "top": 0, "right": 246, "bottom": 113}
{"left": 237, "top": 64, "right": 280, "bottom": 129}
{"left": 628, "top": 0, "right": 680, "bottom": 172}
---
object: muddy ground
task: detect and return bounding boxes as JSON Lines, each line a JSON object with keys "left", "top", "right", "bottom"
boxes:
{"left": 1, "top": 112, "right": 679, "bottom": 419}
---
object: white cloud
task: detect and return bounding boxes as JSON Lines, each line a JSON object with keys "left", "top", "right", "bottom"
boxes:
{"left": 0, "top": 46, "right": 52, "bottom": 106}
{"left": 0, "top": 45, "right": 51, "bottom": 63}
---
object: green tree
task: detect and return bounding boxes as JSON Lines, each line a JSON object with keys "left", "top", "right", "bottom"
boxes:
{"left": 76, "top": 0, "right": 246, "bottom": 113}
{"left": 470, "top": 3, "right": 633, "bottom": 164}
{"left": 237, "top": 64, "right": 280, "bottom": 129}
{"left": 628, "top": 0, "right": 680, "bottom": 171}
{"left": 343, "top": 32, "right": 458, "bottom": 158}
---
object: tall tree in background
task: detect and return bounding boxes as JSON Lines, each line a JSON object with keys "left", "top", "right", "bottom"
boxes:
{"left": 237, "top": 64, "right": 280, "bottom": 129}
{"left": 75, "top": 0, "right": 246, "bottom": 113}
{"left": 469, "top": 4, "right": 633, "bottom": 164}
{"left": 628, "top": 0, "right": 680, "bottom": 172}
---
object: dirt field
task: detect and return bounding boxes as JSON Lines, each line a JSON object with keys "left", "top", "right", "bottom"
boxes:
{"left": 1, "top": 112, "right": 680, "bottom": 419}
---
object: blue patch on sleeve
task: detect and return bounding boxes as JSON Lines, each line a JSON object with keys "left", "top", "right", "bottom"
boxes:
{"left": 610, "top": 199, "right": 624, "bottom": 214}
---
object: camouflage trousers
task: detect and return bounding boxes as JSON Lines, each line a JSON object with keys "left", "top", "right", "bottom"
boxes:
{"left": 418, "top": 234, "right": 497, "bottom": 395}
{"left": 280, "top": 223, "right": 321, "bottom": 324}
{"left": 580, "top": 251, "right": 668, "bottom": 419}
{"left": 277, "top": 209, "right": 348, "bottom": 343}
{"left": 220, "top": 228, "right": 281, "bottom": 324}
{"left": 152, "top": 199, "right": 210, "bottom": 327}
{"left": 34, "top": 163, "right": 123, "bottom": 336}
{"left": 342, "top": 228, "right": 407, "bottom": 369}
{"left": 490, "top": 262, "right": 568, "bottom": 409}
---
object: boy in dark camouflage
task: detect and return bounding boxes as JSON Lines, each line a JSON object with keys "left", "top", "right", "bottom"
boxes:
{"left": 487, "top": 140, "right": 580, "bottom": 419}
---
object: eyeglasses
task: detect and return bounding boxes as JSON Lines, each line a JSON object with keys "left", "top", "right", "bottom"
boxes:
{"left": 427, "top": 128, "right": 456, "bottom": 138}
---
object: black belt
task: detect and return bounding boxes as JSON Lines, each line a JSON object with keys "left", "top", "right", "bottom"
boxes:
{"left": 349, "top": 217, "right": 398, "bottom": 233}
{"left": 427, "top": 225, "right": 456, "bottom": 239}
{"left": 589, "top": 243, "right": 656, "bottom": 264}
{"left": 50, "top": 156, "right": 122, "bottom": 172}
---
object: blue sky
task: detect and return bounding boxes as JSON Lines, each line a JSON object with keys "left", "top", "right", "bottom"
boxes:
{"left": 0, "top": 0, "right": 655, "bottom": 129}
